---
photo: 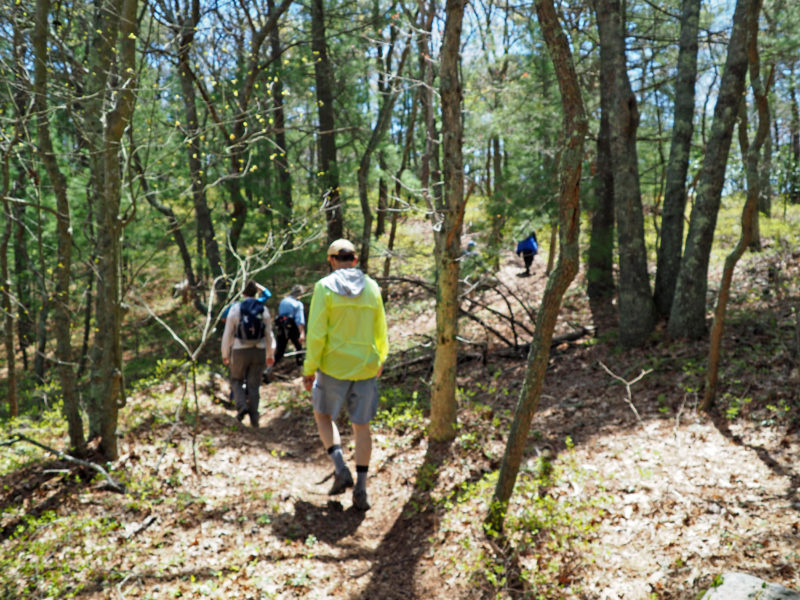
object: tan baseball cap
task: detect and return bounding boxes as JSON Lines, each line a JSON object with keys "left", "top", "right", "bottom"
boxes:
{"left": 327, "top": 238, "right": 356, "bottom": 256}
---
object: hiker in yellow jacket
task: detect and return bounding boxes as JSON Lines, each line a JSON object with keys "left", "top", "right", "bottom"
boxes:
{"left": 303, "top": 239, "right": 388, "bottom": 511}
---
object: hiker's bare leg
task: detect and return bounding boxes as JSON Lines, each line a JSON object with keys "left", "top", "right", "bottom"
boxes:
{"left": 314, "top": 411, "right": 340, "bottom": 449}
{"left": 353, "top": 423, "right": 372, "bottom": 466}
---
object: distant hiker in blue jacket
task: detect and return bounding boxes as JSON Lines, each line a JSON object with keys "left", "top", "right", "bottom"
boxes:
{"left": 274, "top": 284, "right": 306, "bottom": 366}
{"left": 515, "top": 231, "right": 539, "bottom": 277}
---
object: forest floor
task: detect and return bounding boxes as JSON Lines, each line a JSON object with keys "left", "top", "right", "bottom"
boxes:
{"left": 2, "top": 217, "right": 800, "bottom": 600}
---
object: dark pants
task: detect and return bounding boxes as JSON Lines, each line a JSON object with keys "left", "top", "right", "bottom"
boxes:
{"left": 521, "top": 250, "right": 535, "bottom": 273}
{"left": 230, "top": 346, "right": 266, "bottom": 426}
{"left": 274, "top": 316, "right": 302, "bottom": 365}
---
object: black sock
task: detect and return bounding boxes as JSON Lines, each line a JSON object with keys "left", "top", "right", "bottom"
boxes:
{"left": 355, "top": 464, "right": 368, "bottom": 491}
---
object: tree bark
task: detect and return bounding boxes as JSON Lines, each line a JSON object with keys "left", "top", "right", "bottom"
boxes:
{"left": 1, "top": 138, "right": 17, "bottom": 420}
{"left": 33, "top": 0, "right": 84, "bottom": 452}
{"left": 703, "top": 0, "right": 768, "bottom": 409}
{"left": 586, "top": 95, "right": 615, "bottom": 313}
{"left": 595, "top": 0, "right": 655, "bottom": 346}
{"left": 430, "top": 0, "right": 467, "bottom": 442}
{"left": 13, "top": 176, "right": 32, "bottom": 371}
{"left": 668, "top": 0, "right": 752, "bottom": 340}
{"left": 128, "top": 129, "right": 205, "bottom": 314}
{"left": 269, "top": 0, "right": 293, "bottom": 233}
{"left": 375, "top": 153, "right": 388, "bottom": 239}
{"left": 653, "top": 0, "right": 701, "bottom": 318}
{"left": 382, "top": 77, "right": 420, "bottom": 280}
{"left": 486, "top": 135, "right": 505, "bottom": 272}
{"left": 85, "top": 0, "right": 139, "bottom": 460}
{"left": 172, "top": 0, "right": 224, "bottom": 283}
{"left": 789, "top": 70, "right": 800, "bottom": 204}
{"left": 487, "top": 0, "right": 586, "bottom": 534}
{"left": 311, "top": 0, "right": 343, "bottom": 242}
{"left": 357, "top": 33, "right": 410, "bottom": 273}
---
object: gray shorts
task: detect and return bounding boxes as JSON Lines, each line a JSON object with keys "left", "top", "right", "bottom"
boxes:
{"left": 311, "top": 371, "right": 378, "bottom": 425}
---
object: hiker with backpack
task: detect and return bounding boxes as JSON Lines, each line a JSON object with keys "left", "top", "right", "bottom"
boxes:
{"left": 274, "top": 284, "right": 306, "bottom": 366}
{"left": 221, "top": 280, "right": 275, "bottom": 428}
{"left": 515, "top": 231, "right": 539, "bottom": 277}
{"left": 303, "top": 239, "right": 388, "bottom": 511}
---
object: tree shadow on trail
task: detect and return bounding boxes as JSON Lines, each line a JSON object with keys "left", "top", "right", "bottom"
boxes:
{"left": 709, "top": 411, "right": 800, "bottom": 504}
{"left": 271, "top": 499, "right": 365, "bottom": 545}
{"left": 356, "top": 439, "right": 452, "bottom": 600}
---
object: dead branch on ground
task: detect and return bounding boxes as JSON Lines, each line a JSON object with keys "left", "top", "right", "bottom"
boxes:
{"left": 598, "top": 361, "right": 652, "bottom": 428}
{"left": 1, "top": 433, "right": 125, "bottom": 493}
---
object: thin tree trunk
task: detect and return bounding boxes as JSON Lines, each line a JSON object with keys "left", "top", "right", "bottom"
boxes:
{"left": 430, "top": 0, "right": 467, "bottom": 442}
{"left": 269, "top": 0, "right": 293, "bottom": 233}
{"left": 357, "top": 37, "right": 410, "bottom": 273}
{"left": 487, "top": 0, "right": 587, "bottom": 534}
{"left": 418, "top": 0, "right": 441, "bottom": 211}
{"left": 1, "top": 135, "right": 17, "bottom": 419}
{"left": 759, "top": 128, "right": 772, "bottom": 217}
{"left": 173, "top": 0, "right": 224, "bottom": 282}
{"left": 486, "top": 135, "right": 504, "bottom": 272}
{"left": 654, "top": 0, "right": 701, "bottom": 318}
{"left": 13, "top": 173, "right": 33, "bottom": 371}
{"left": 703, "top": 0, "right": 768, "bottom": 409}
{"left": 789, "top": 70, "right": 800, "bottom": 204}
{"left": 375, "top": 152, "right": 387, "bottom": 238}
{"left": 311, "top": 0, "right": 343, "bottom": 242}
{"left": 382, "top": 81, "right": 420, "bottom": 279}
{"left": 668, "top": 0, "right": 753, "bottom": 340}
{"left": 33, "top": 0, "right": 84, "bottom": 451}
{"left": 33, "top": 175, "right": 48, "bottom": 383}
{"left": 2, "top": 7, "right": 29, "bottom": 417}
{"left": 128, "top": 129, "right": 205, "bottom": 314}
{"left": 545, "top": 221, "right": 558, "bottom": 275}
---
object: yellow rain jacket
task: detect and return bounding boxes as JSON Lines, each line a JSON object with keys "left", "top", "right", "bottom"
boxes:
{"left": 303, "top": 268, "right": 388, "bottom": 381}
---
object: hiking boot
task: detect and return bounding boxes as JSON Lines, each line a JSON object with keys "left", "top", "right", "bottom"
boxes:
{"left": 352, "top": 488, "right": 370, "bottom": 511}
{"left": 328, "top": 467, "right": 353, "bottom": 495}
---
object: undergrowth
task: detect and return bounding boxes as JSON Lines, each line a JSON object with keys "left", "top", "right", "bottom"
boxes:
{"left": 434, "top": 440, "right": 608, "bottom": 600}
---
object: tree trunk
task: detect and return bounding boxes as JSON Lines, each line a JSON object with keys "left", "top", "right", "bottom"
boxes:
{"left": 430, "top": 0, "right": 467, "bottom": 442}
{"left": 418, "top": 0, "right": 441, "bottom": 212}
{"left": 595, "top": 0, "right": 655, "bottom": 346}
{"left": 33, "top": 0, "right": 84, "bottom": 452}
{"left": 375, "top": 152, "right": 387, "bottom": 238}
{"left": 586, "top": 97, "right": 615, "bottom": 313}
{"left": 2, "top": 7, "right": 29, "bottom": 418}
{"left": 129, "top": 129, "right": 205, "bottom": 314}
{"left": 759, "top": 128, "right": 772, "bottom": 217}
{"left": 174, "top": 0, "right": 224, "bottom": 283}
{"left": 668, "top": 0, "right": 752, "bottom": 340}
{"left": 86, "top": 0, "right": 138, "bottom": 460}
{"left": 789, "top": 71, "right": 800, "bottom": 204}
{"left": 268, "top": 0, "right": 293, "bottom": 235}
{"left": 382, "top": 76, "right": 420, "bottom": 279}
{"left": 311, "top": 0, "right": 343, "bottom": 242}
{"left": 546, "top": 222, "right": 558, "bottom": 275}
{"left": 357, "top": 38, "right": 410, "bottom": 273}
{"left": 486, "top": 136, "right": 504, "bottom": 272}
{"left": 653, "top": 0, "right": 701, "bottom": 318}
{"left": 704, "top": 0, "right": 767, "bottom": 409}
{"left": 13, "top": 172, "right": 33, "bottom": 371}
{"left": 487, "top": 0, "right": 586, "bottom": 534}
{"left": 1, "top": 136, "right": 17, "bottom": 419}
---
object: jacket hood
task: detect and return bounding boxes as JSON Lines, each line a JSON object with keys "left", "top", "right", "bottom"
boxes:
{"left": 320, "top": 268, "right": 365, "bottom": 297}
